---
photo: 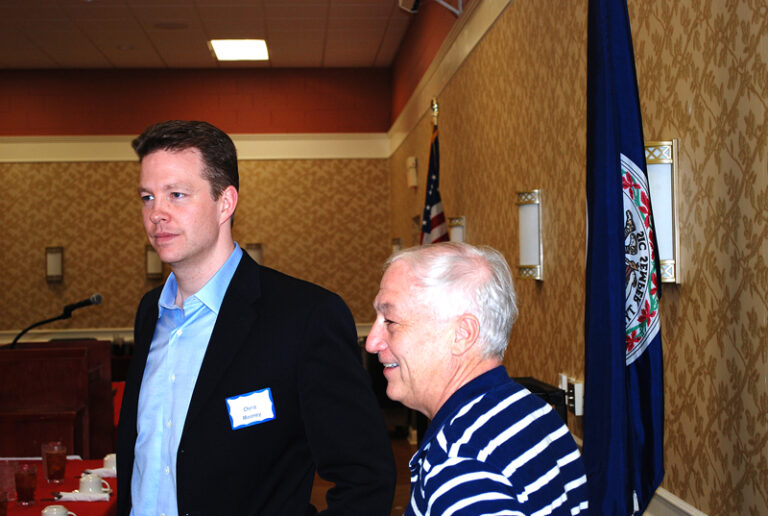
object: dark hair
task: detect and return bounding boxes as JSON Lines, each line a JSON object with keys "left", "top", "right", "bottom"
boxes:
{"left": 132, "top": 120, "right": 239, "bottom": 199}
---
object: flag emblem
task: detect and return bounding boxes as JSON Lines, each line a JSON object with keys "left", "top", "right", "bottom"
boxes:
{"left": 621, "top": 153, "right": 660, "bottom": 365}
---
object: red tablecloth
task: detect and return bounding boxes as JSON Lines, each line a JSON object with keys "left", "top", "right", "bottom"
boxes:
{"left": 7, "top": 459, "right": 116, "bottom": 516}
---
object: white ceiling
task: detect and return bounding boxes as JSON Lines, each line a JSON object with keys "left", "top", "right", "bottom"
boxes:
{"left": 0, "top": 0, "right": 415, "bottom": 69}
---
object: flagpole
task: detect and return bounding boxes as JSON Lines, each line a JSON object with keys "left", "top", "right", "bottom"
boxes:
{"left": 431, "top": 98, "right": 439, "bottom": 127}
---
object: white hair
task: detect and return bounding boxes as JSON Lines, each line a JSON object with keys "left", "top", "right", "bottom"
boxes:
{"left": 385, "top": 242, "right": 518, "bottom": 360}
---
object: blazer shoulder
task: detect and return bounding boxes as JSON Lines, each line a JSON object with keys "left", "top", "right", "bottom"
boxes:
{"left": 253, "top": 264, "right": 344, "bottom": 304}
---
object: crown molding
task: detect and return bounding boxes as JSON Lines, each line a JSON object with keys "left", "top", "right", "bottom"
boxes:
{"left": 0, "top": 133, "right": 390, "bottom": 163}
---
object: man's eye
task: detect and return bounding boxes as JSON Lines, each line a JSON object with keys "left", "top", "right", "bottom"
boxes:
{"left": 384, "top": 319, "right": 396, "bottom": 326}
{"left": 140, "top": 194, "right": 153, "bottom": 202}
{"left": 171, "top": 192, "right": 185, "bottom": 199}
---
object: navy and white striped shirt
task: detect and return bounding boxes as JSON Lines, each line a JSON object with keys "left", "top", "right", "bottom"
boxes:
{"left": 407, "top": 367, "right": 588, "bottom": 516}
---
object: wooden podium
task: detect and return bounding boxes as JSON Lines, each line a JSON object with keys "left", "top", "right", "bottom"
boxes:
{"left": 0, "top": 340, "right": 113, "bottom": 459}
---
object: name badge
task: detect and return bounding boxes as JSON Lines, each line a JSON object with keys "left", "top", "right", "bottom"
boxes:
{"left": 226, "top": 388, "right": 276, "bottom": 430}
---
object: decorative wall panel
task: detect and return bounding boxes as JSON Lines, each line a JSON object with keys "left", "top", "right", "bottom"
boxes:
{"left": 235, "top": 159, "right": 390, "bottom": 322}
{"left": 0, "top": 158, "right": 389, "bottom": 333}
{"left": 629, "top": 0, "right": 768, "bottom": 513}
{"left": 388, "top": 0, "right": 589, "bottom": 426}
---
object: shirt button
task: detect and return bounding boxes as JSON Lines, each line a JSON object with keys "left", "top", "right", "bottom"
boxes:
{"left": 166, "top": 420, "right": 172, "bottom": 428}
{"left": 170, "top": 374, "right": 176, "bottom": 382}
{"left": 176, "top": 329, "right": 182, "bottom": 337}
{"left": 164, "top": 466, "right": 170, "bottom": 474}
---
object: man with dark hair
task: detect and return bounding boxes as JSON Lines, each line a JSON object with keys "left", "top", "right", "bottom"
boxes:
{"left": 131, "top": 120, "right": 239, "bottom": 200}
{"left": 366, "top": 242, "right": 588, "bottom": 515}
{"left": 117, "top": 120, "right": 395, "bottom": 516}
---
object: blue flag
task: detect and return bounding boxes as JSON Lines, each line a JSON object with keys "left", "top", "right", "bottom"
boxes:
{"left": 420, "top": 123, "right": 449, "bottom": 245}
{"left": 584, "top": 0, "right": 665, "bottom": 514}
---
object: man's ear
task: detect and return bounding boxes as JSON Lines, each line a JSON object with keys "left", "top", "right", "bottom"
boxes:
{"left": 452, "top": 313, "right": 480, "bottom": 356}
{"left": 218, "top": 185, "right": 238, "bottom": 224}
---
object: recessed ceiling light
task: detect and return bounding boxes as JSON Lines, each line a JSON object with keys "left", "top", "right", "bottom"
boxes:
{"left": 209, "top": 39, "right": 269, "bottom": 61}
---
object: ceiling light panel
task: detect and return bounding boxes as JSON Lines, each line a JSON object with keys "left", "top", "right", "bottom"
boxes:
{"left": 209, "top": 39, "right": 269, "bottom": 61}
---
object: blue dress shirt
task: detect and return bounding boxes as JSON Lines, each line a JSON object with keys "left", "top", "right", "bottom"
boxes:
{"left": 131, "top": 245, "right": 243, "bottom": 516}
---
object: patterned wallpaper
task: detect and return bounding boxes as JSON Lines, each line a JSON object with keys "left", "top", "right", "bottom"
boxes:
{"left": 629, "top": 0, "right": 768, "bottom": 513}
{"left": 234, "top": 159, "right": 390, "bottom": 322}
{"left": 389, "top": 0, "right": 767, "bottom": 513}
{"left": 389, "top": 0, "right": 589, "bottom": 431}
{"left": 0, "top": 158, "right": 390, "bottom": 332}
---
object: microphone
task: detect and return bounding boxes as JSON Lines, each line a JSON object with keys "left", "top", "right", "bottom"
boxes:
{"left": 8, "top": 294, "right": 104, "bottom": 348}
{"left": 63, "top": 293, "right": 103, "bottom": 315}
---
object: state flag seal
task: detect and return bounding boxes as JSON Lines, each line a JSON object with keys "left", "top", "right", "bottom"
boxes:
{"left": 621, "top": 153, "right": 661, "bottom": 365}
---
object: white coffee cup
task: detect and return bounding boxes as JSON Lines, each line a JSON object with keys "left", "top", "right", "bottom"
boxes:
{"left": 41, "top": 505, "right": 77, "bottom": 516}
{"left": 78, "top": 473, "right": 110, "bottom": 494}
{"left": 103, "top": 453, "right": 116, "bottom": 471}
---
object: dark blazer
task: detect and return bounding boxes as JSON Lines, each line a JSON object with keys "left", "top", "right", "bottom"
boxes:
{"left": 116, "top": 252, "right": 395, "bottom": 515}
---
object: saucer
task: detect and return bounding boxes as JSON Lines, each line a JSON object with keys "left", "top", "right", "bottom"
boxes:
{"left": 72, "top": 487, "right": 113, "bottom": 495}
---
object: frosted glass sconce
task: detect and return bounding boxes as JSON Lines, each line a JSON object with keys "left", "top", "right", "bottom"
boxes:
{"left": 517, "top": 190, "right": 543, "bottom": 280}
{"left": 406, "top": 156, "right": 418, "bottom": 189}
{"left": 449, "top": 217, "right": 466, "bottom": 243}
{"left": 245, "top": 243, "right": 264, "bottom": 264}
{"left": 146, "top": 245, "right": 163, "bottom": 280}
{"left": 46, "top": 246, "right": 64, "bottom": 283}
{"left": 645, "top": 140, "right": 680, "bottom": 283}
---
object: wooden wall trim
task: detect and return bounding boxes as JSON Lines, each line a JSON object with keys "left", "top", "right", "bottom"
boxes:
{"left": 0, "top": 133, "right": 390, "bottom": 163}
{"left": 0, "top": 324, "right": 373, "bottom": 345}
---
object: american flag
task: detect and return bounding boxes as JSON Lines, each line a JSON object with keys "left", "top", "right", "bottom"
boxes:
{"left": 420, "top": 124, "right": 449, "bottom": 245}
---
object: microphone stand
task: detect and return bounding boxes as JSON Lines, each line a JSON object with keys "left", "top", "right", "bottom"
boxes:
{"left": 8, "top": 310, "right": 73, "bottom": 349}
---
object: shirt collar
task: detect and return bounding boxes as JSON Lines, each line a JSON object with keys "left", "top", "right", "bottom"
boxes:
{"left": 157, "top": 243, "right": 244, "bottom": 315}
{"left": 420, "top": 365, "right": 509, "bottom": 447}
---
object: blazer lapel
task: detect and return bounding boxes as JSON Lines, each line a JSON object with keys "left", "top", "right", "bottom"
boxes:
{"left": 183, "top": 253, "right": 262, "bottom": 426}
{"left": 123, "top": 289, "right": 161, "bottom": 433}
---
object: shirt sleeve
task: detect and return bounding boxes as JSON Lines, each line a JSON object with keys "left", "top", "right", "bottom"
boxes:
{"left": 298, "top": 292, "right": 396, "bottom": 515}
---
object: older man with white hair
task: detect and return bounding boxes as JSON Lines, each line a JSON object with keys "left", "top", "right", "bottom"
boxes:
{"left": 366, "top": 242, "right": 588, "bottom": 516}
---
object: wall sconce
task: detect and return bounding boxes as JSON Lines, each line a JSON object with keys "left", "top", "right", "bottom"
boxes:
{"left": 245, "top": 243, "right": 263, "bottom": 264}
{"left": 392, "top": 238, "right": 402, "bottom": 253}
{"left": 517, "top": 190, "right": 543, "bottom": 280}
{"left": 449, "top": 216, "right": 466, "bottom": 242}
{"left": 146, "top": 245, "right": 163, "bottom": 280}
{"left": 406, "top": 156, "right": 418, "bottom": 189}
{"left": 45, "top": 246, "right": 64, "bottom": 283}
{"left": 645, "top": 140, "right": 680, "bottom": 283}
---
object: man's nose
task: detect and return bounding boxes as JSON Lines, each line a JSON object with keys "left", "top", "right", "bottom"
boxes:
{"left": 365, "top": 322, "right": 385, "bottom": 354}
{"left": 148, "top": 201, "right": 168, "bottom": 224}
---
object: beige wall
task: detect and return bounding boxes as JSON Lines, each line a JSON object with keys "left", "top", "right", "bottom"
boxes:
{"left": 388, "top": 0, "right": 767, "bottom": 513}
{"left": 389, "top": 0, "right": 589, "bottom": 430}
{"left": 0, "top": 158, "right": 390, "bottom": 331}
{"left": 630, "top": 0, "right": 768, "bottom": 513}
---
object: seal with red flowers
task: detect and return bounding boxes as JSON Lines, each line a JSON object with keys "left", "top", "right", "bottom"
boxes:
{"left": 621, "top": 153, "right": 661, "bottom": 365}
